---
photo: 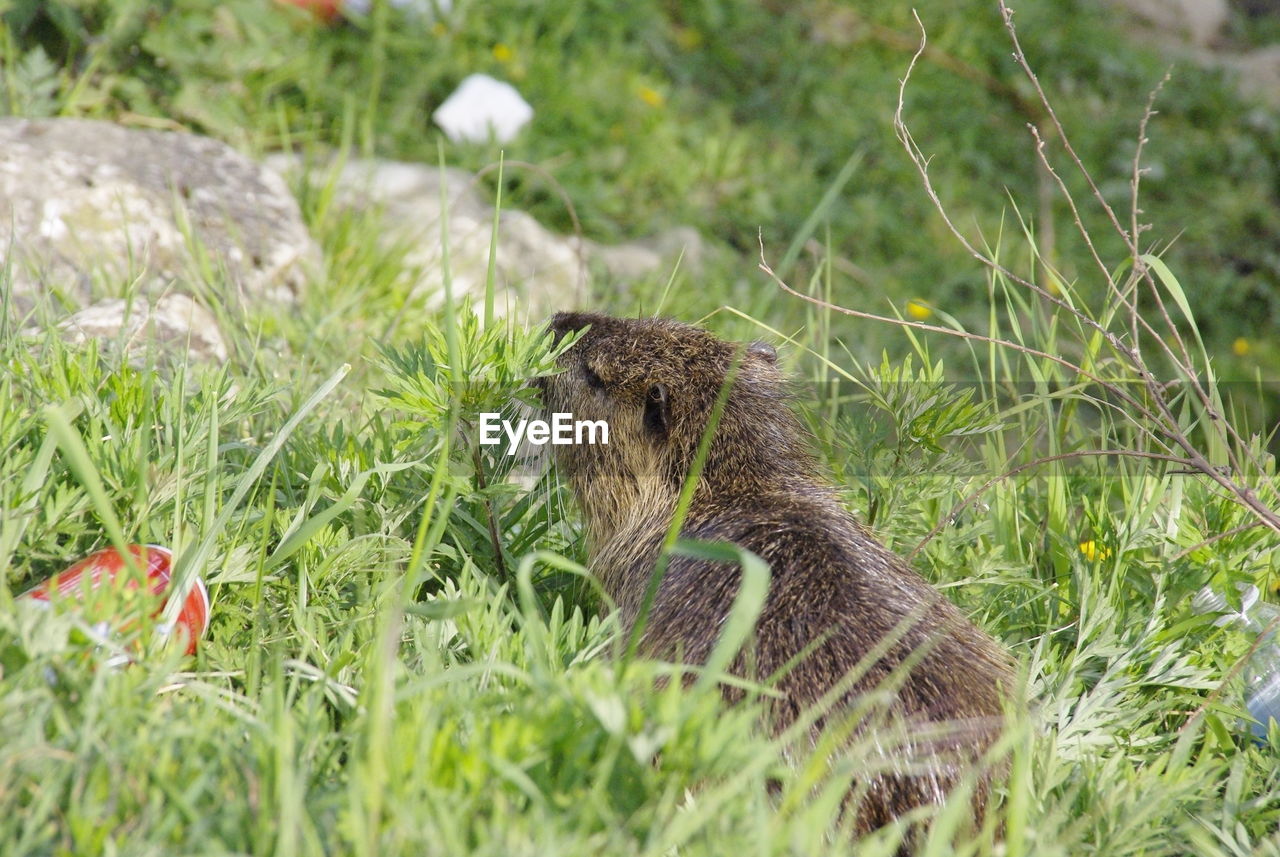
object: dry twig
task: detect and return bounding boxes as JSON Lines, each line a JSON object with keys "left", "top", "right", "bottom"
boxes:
{"left": 763, "top": 7, "right": 1280, "bottom": 542}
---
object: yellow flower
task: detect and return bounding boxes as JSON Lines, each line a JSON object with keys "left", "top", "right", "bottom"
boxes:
{"left": 1079, "top": 540, "right": 1112, "bottom": 561}
{"left": 1045, "top": 271, "right": 1063, "bottom": 297}
{"left": 638, "top": 85, "right": 665, "bottom": 108}
{"left": 492, "top": 43, "right": 514, "bottom": 64}
{"left": 431, "top": 21, "right": 448, "bottom": 37}
{"left": 1233, "top": 337, "right": 1251, "bottom": 357}
{"left": 674, "top": 26, "right": 704, "bottom": 51}
{"left": 905, "top": 299, "right": 932, "bottom": 320}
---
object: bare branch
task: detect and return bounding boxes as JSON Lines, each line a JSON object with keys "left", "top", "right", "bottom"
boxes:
{"left": 893, "top": 12, "right": 1150, "bottom": 382}
{"left": 1026, "top": 124, "right": 1115, "bottom": 300}
{"left": 895, "top": 6, "right": 1280, "bottom": 537}
{"left": 758, "top": 238, "right": 1163, "bottom": 429}
{"left": 996, "top": 0, "right": 1262, "bottom": 488}
{"left": 1130, "top": 72, "right": 1171, "bottom": 274}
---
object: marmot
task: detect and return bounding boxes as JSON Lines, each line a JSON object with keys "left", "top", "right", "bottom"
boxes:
{"left": 541, "top": 311, "right": 1015, "bottom": 843}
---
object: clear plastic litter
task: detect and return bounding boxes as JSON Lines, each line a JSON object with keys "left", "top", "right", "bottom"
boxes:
{"left": 1194, "top": 583, "right": 1280, "bottom": 742}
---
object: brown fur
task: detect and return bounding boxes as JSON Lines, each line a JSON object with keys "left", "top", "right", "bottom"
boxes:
{"left": 541, "top": 311, "right": 1015, "bottom": 843}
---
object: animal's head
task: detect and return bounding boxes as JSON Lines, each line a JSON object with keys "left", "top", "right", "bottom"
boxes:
{"left": 541, "top": 312, "right": 812, "bottom": 540}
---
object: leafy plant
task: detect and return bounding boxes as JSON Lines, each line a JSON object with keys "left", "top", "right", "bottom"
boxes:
{"left": 373, "top": 301, "right": 586, "bottom": 597}
{"left": 0, "top": 42, "right": 57, "bottom": 116}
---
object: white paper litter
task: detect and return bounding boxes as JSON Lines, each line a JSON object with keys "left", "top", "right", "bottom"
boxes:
{"left": 432, "top": 74, "right": 533, "bottom": 144}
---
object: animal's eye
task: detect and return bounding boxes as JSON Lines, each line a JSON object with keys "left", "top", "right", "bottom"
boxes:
{"left": 583, "top": 364, "right": 606, "bottom": 390}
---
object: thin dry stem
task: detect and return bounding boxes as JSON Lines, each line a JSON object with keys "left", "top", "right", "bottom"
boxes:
{"left": 892, "top": 13, "right": 1143, "bottom": 377}
{"left": 1025, "top": 124, "right": 1116, "bottom": 306}
{"left": 1126, "top": 74, "right": 1203, "bottom": 400}
{"left": 996, "top": 0, "right": 1262, "bottom": 489}
{"left": 1017, "top": 121, "right": 1199, "bottom": 433}
{"left": 892, "top": 6, "right": 1280, "bottom": 537}
{"left": 1170, "top": 521, "right": 1265, "bottom": 562}
{"left": 1129, "top": 73, "right": 1169, "bottom": 280}
{"left": 1022, "top": 122, "right": 1170, "bottom": 366}
{"left": 758, "top": 242, "right": 1162, "bottom": 431}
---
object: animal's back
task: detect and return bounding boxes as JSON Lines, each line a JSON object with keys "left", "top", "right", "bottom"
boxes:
{"left": 621, "top": 489, "right": 1011, "bottom": 837}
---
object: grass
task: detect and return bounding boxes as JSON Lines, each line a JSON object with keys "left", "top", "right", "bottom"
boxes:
{"left": 2, "top": 0, "right": 1280, "bottom": 854}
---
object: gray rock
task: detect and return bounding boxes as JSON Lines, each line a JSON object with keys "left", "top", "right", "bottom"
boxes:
{"left": 1104, "top": 0, "right": 1280, "bottom": 106}
{"left": 1226, "top": 46, "right": 1280, "bottom": 106}
{"left": 56, "top": 294, "right": 228, "bottom": 364}
{"left": 1107, "top": 0, "right": 1229, "bottom": 48}
{"left": 0, "top": 119, "right": 319, "bottom": 312}
{"left": 587, "top": 226, "right": 705, "bottom": 283}
{"left": 265, "top": 154, "right": 585, "bottom": 318}
{"left": 265, "top": 154, "right": 702, "bottom": 319}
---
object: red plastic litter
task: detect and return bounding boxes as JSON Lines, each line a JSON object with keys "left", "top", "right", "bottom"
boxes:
{"left": 22, "top": 545, "right": 209, "bottom": 656}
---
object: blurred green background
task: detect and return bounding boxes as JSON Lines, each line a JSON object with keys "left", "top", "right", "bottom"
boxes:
{"left": 3, "top": 0, "right": 1279, "bottom": 374}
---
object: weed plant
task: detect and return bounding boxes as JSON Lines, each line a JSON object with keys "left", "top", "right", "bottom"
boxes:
{"left": 1, "top": 2, "right": 1280, "bottom": 856}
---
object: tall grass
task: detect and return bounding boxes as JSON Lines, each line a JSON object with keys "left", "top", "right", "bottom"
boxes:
{"left": 2, "top": 3, "right": 1279, "bottom": 855}
{"left": 3, "top": 151, "right": 1278, "bottom": 854}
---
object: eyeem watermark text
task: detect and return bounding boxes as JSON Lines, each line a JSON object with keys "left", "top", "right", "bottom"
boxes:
{"left": 480, "top": 413, "right": 609, "bottom": 455}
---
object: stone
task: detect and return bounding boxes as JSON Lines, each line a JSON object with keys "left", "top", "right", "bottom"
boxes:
{"left": 56, "top": 294, "right": 228, "bottom": 364}
{"left": 1108, "top": 0, "right": 1229, "bottom": 48}
{"left": 1226, "top": 46, "right": 1280, "bottom": 107}
{"left": 587, "top": 226, "right": 706, "bottom": 283}
{"left": 268, "top": 154, "right": 585, "bottom": 317}
{"left": 264, "top": 155, "right": 703, "bottom": 319}
{"left": 1101, "top": 0, "right": 1280, "bottom": 106}
{"left": 0, "top": 118, "right": 319, "bottom": 314}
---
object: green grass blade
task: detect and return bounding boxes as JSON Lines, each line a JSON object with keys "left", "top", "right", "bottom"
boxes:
{"left": 162, "top": 363, "right": 352, "bottom": 629}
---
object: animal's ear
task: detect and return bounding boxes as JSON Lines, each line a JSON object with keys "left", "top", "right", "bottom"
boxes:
{"left": 643, "top": 383, "right": 670, "bottom": 439}
{"left": 747, "top": 341, "right": 777, "bottom": 364}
